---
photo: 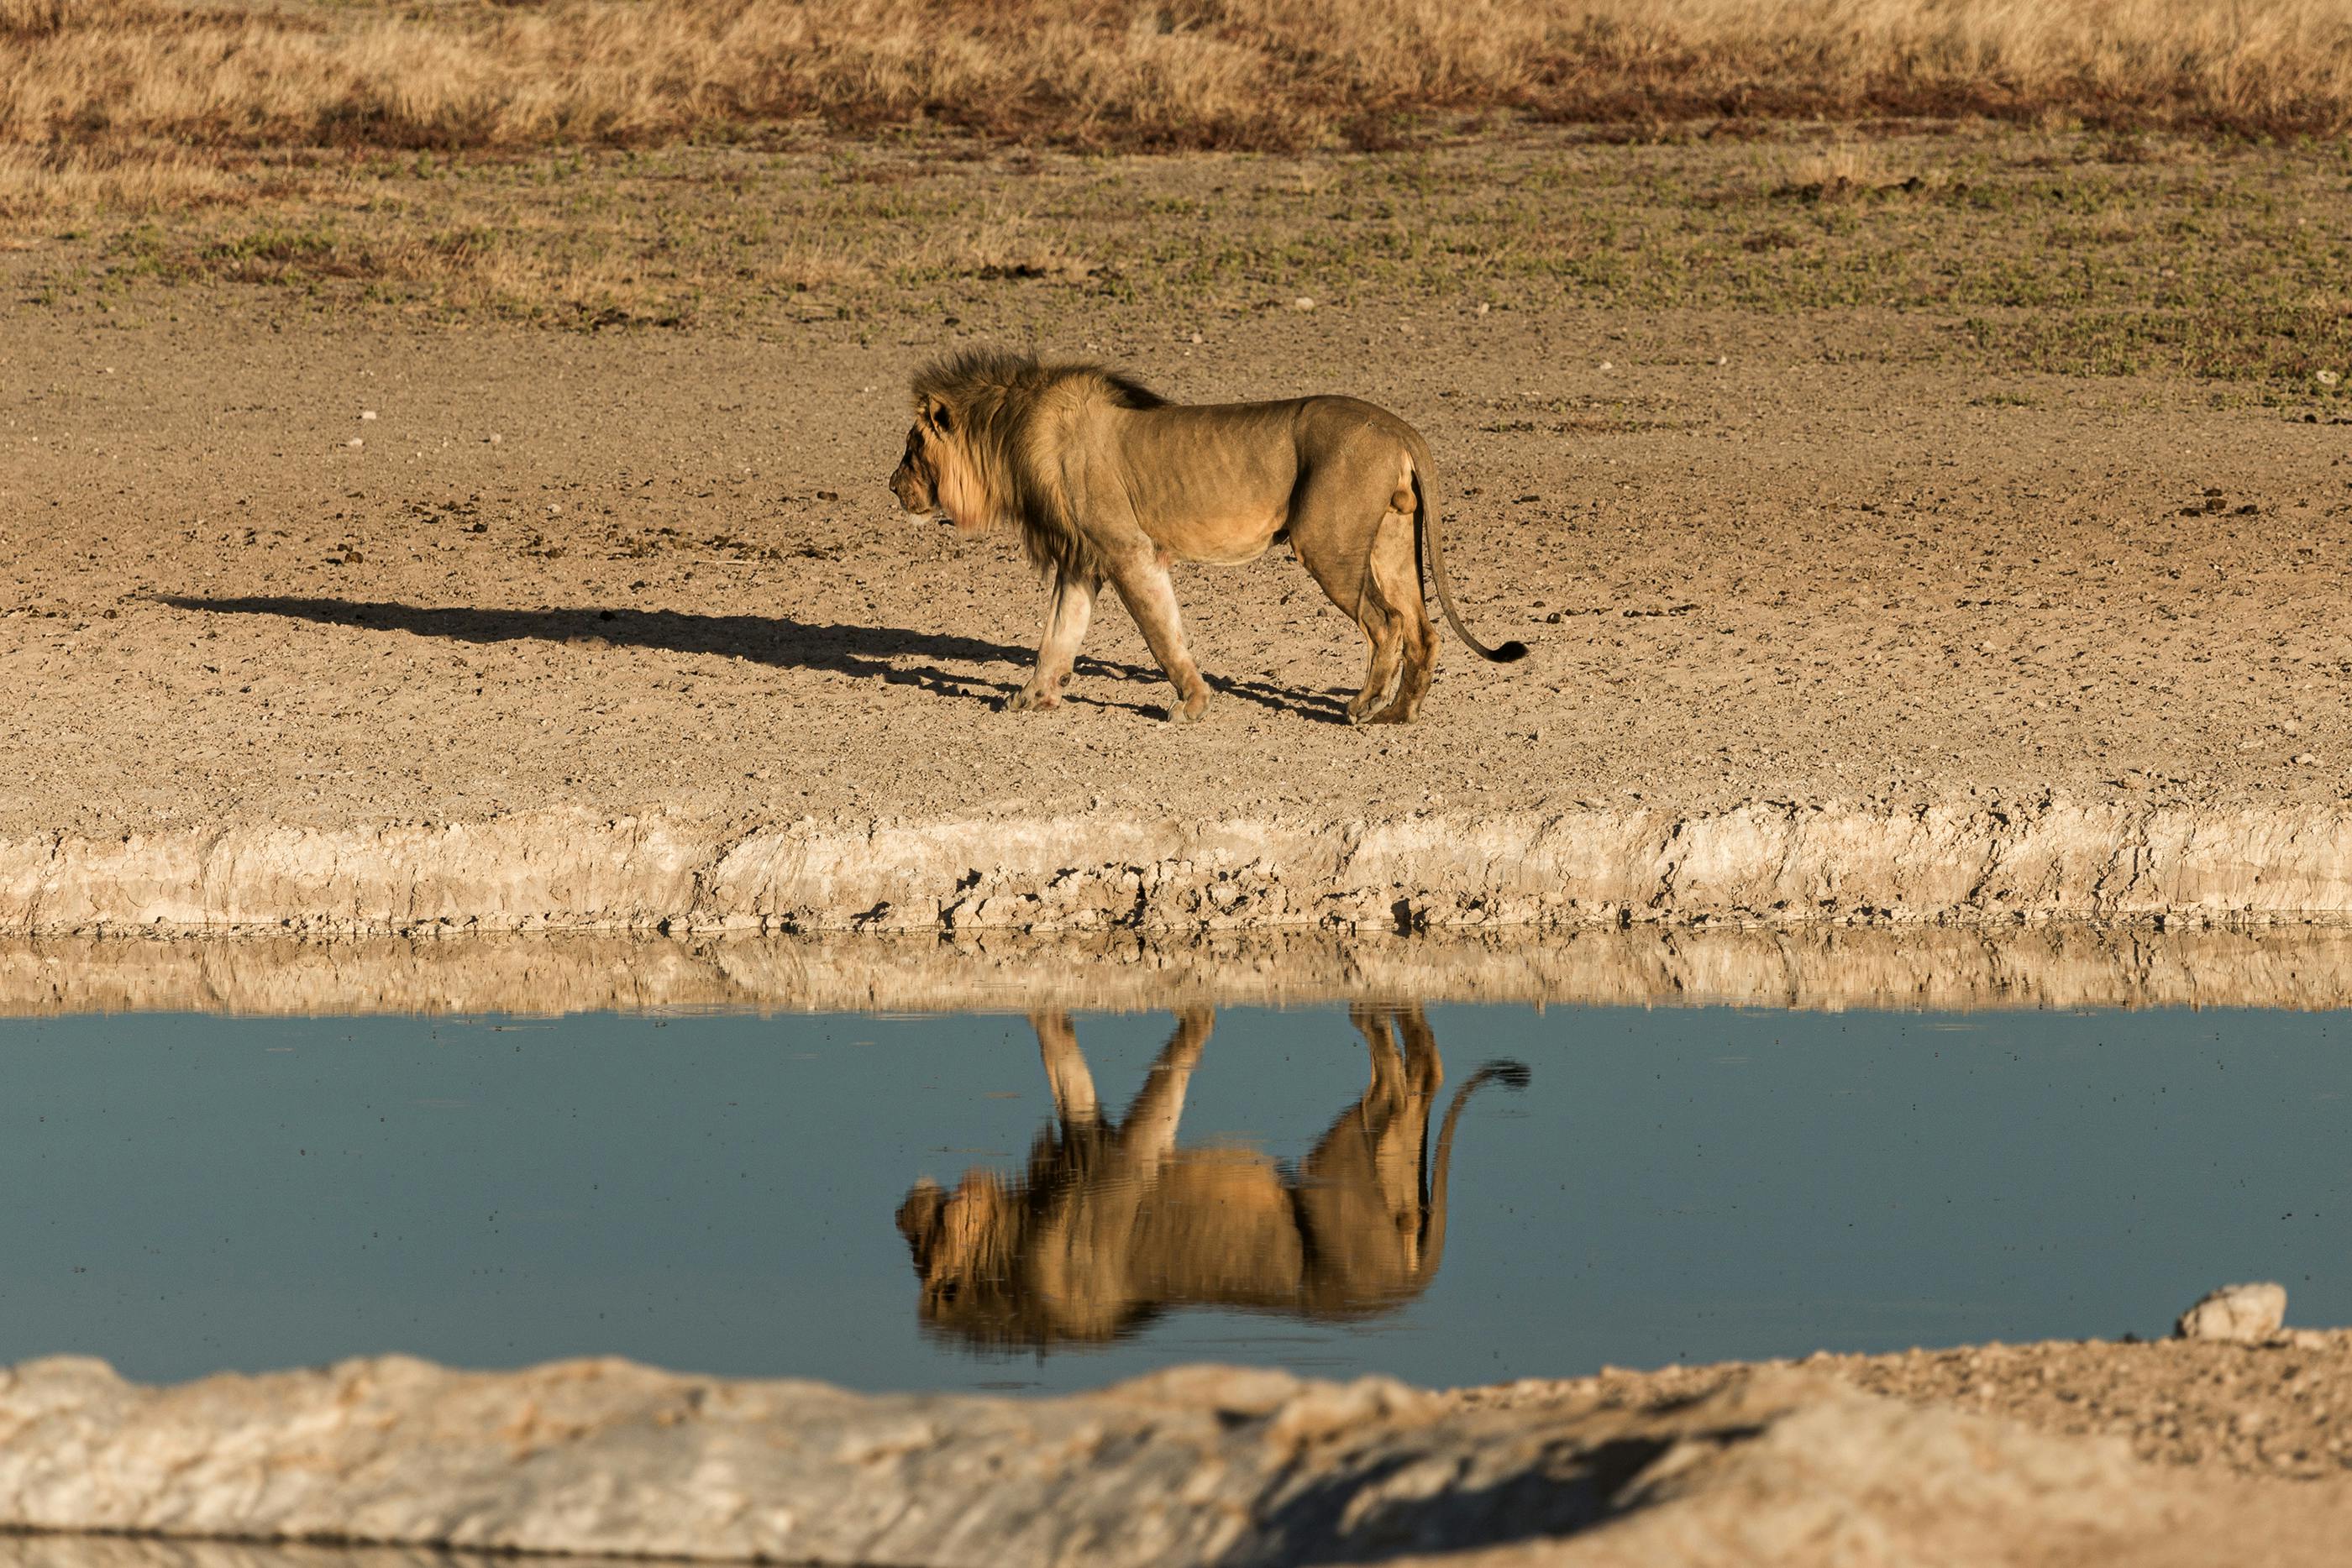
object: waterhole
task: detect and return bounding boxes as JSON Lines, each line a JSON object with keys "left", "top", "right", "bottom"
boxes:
{"left": 6, "top": 987, "right": 2345, "bottom": 1392}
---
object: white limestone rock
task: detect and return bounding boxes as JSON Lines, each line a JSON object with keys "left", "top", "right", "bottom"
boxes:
{"left": 0, "top": 1354, "right": 2232, "bottom": 1568}
{"left": 2176, "top": 1282, "right": 2289, "bottom": 1344}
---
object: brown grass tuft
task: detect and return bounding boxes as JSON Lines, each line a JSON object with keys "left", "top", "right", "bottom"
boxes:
{"left": 0, "top": 141, "right": 247, "bottom": 218}
{"left": 3, "top": 0, "right": 2349, "bottom": 158}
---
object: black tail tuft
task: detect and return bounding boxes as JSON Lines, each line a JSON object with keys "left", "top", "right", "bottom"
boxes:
{"left": 1486, "top": 640, "right": 1530, "bottom": 663}
{"left": 1478, "top": 1058, "right": 1532, "bottom": 1090}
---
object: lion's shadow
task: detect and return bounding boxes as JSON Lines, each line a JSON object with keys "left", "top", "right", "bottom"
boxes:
{"left": 159, "top": 596, "right": 1347, "bottom": 721}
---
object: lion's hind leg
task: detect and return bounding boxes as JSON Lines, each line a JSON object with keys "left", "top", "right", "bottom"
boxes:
{"left": 1361, "top": 506, "right": 1437, "bottom": 725}
{"left": 1290, "top": 457, "right": 1419, "bottom": 724}
{"left": 1347, "top": 595, "right": 1406, "bottom": 725}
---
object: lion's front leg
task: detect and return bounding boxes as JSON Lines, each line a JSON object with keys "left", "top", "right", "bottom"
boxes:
{"left": 1009, "top": 566, "right": 1099, "bottom": 711}
{"left": 1116, "top": 1007, "right": 1213, "bottom": 1167}
{"left": 1105, "top": 549, "right": 1212, "bottom": 723}
{"left": 1033, "top": 1009, "right": 1101, "bottom": 1126}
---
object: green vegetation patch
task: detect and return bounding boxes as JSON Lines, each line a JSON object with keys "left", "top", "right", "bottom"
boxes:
{"left": 5, "top": 125, "right": 2348, "bottom": 392}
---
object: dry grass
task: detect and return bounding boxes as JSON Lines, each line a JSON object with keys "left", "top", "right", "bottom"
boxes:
{"left": 11, "top": 128, "right": 2345, "bottom": 398}
{"left": 3, "top": 0, "right": 2350, "bottom": 160}
{"left": 0, "top": 143, "right": 244, "bottom": 217}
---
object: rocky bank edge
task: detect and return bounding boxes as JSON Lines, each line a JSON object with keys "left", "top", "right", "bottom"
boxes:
{"left": 13, "top": 925, "right": 2352, "bottom": 1017}
{"left": 11, "top": 799, "right": 2352, "bottom": 938}
{"left": 7, "top": 1352, "right": 2352, "bottom": 1568}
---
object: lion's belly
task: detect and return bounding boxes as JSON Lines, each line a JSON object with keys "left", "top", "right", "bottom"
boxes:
{"left": 1157, "top": 506, "right": 1287, "bottom": 565}
{"left": 1103, "top": 404, "right": 1301, "bottom": 564}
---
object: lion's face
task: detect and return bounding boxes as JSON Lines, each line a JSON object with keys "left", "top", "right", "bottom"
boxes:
{"left": 890, "top": 401, "right": 990, "bottom": 530}
{"left": 896, "top": 1169, "right": 1015, "bottom": 1317}
{"left": 890, "top": 421, "right": 938, "bottom": 514}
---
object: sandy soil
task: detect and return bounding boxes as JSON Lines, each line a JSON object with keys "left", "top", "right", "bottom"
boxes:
{"left": 1463, "top": 1329, "right": 2352, "bottom": 1486}
{"left": 6, "top": 292, "right": 2352, "bottom": 844}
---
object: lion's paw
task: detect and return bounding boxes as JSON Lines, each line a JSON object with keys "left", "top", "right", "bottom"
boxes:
{"left": 1006, "top": 684, "right": 1061, "bottom": 713}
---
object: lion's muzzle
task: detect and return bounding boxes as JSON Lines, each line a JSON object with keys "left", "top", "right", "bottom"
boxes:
{"left": 890, "top": 423, "right": 939, "bottom": 515}
{"left": 890, "top": 458, "right": 933, "bottom": 514}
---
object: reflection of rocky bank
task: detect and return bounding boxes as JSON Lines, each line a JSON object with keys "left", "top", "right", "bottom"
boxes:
{"left": 8, "top": 1342, "right": 2352, "bottom": 1568}
{"left": 10, "top": 800, "right": 2352, "bottom": 940}
{"left": 10, "top": 924, "right": 2352, "bottom": 1018}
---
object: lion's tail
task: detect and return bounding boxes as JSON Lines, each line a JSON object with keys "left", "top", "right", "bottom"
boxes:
{"left": 1417, "top": 1057, "right": 1533, "bottom": 1282}
{"left": 1405, "top": 433, "right": 1528, "bottom": 664}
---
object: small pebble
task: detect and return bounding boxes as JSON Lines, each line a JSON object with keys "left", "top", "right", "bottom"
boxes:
{"left": 1189, "top": 331, "right": 1204, "bottom": 344}
{"left": 1291, "top": 296, "right": 1315, "bottom": 311}
{"left": 2318, "top": 370, "right": 2341, "bottom": 387}
{"left": 360, "top": 410, "right": 378, "bottom": 421}
{"left": 2294, "top": 753, "right": 2317, "bottom": 765}
{"left": 1599, "top": 360, "right": 1614, "bottom": 371}
{"left": 1476, "top": 302, "right": 1490, "bottom": 316}
{"left": 487, "top": 433, "right": 503, "bottom": 445}
{"left": 344, "top": 438, "right": 363, "bottom": 448}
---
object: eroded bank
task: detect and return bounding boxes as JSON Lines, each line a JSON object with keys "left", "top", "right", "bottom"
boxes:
{"left": 9, "top": 799, "right": 2352, "bottom": 943}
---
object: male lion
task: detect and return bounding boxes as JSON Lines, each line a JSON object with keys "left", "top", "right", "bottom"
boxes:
{"left": 888, "top": 351, "right": 1527, "bottom": 724}
{"left": 894, "top": 1004, "right": 1530, "bottom": 1348}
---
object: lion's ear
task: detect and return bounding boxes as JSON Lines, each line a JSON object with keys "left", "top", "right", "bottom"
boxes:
{"left": 927, "top": 398, "right": 953, "bottom": 435}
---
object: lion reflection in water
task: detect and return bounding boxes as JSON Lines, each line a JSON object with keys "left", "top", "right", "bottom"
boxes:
{"left": 895, "top": 1006, "right": 1529, "bottom": 1347}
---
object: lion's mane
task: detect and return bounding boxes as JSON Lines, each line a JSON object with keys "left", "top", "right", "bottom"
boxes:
{"left": 911, "top": 349, "right": 1166, "bottom": 580}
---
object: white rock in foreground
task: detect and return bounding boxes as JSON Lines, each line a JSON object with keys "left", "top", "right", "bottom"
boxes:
{"left": 0, "top": 1351, "right": 2287, "bottom": 1568}
{"left": 2177, "top": 1282, "right": 2289, "bottom": 1344}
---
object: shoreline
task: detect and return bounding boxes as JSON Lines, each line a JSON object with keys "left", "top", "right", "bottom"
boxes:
{"left": 8, "top": 799, "right": 2352, "bottom": 941}
{"left": 13, "top": 804, "right": 2352, "bottom": 940}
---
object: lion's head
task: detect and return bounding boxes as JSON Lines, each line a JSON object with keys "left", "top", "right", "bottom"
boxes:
{"left": 890, "top": 395, "right": 996, "bottom": 532}
{"left": 895, "top": 1167, "right": 1035, "bottom": 1339}
{"left": 889, "top": 351, "right": 1165, "bottom": 558}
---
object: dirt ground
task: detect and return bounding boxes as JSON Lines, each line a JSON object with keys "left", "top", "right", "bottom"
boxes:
{"left": 5, "top": 276, "right": 2352, "bottom": 842}
{"left": 1463, "top": 1328, "right": 2352, "bottom": 1486}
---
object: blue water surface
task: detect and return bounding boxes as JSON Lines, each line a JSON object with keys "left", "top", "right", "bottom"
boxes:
{"left": 3, "top": 1002, "right": 2343, "bottom": 1392}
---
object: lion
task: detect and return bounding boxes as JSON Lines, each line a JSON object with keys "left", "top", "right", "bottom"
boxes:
{"left": 888, "top": 350, "right": 1527, "bottom": 724}
{"left": 893, "top": 1004, "right": 1530, "bottom": 1349}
